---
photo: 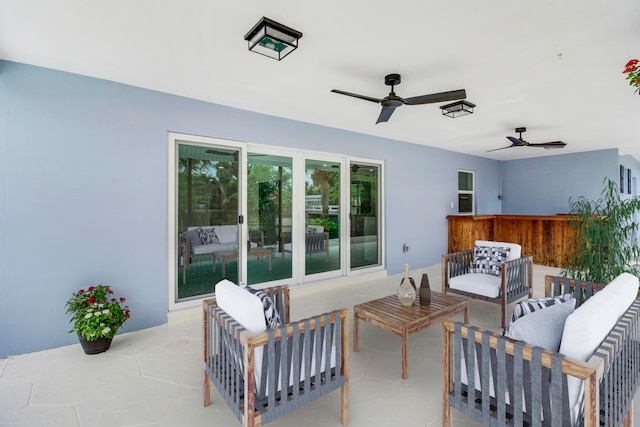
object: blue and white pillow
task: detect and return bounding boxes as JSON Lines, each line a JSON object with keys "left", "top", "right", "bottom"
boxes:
{"left": 507, "top": 294, "right": 574, "bottom": 326}
{"left": 244, "top": 286, "right": 281, "bottom": 329}
{"left": 470, "top": 246, "right": 510, "bottom": 276}
{"left": 503, "top": 297, "right": 576, "bottom": 352}
{"left": 199, "top": 228, "right": 219, "bottom": 245}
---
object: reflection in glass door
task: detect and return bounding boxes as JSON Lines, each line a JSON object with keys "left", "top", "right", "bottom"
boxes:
{"left": 246, "top": 153, "right": 293, "bottom": 284}
{"left": 350, "top": 162, "right": 380, "bottom": 269}
{"left": 176, "top": 143, "right": 239, "bottom": 301}
{"left": 305, "top": 159, "right": 341, "bottom": 276}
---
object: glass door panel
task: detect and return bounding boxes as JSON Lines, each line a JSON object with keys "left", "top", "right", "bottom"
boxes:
{"left": 176, "top": 143, "right": 239, "bottom": 301}
{"left": 350, "top": 162, "right": 380, "bottom": 269}
{"left": 246, "top": 153, "right": 293, "bottom": 285}
{"left": 305, "top": 159, "right": 341, "bottom": 276}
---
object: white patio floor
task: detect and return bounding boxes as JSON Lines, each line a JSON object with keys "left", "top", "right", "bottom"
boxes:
{"left": 1, "top": 264, "right": 639, "bottom": 426}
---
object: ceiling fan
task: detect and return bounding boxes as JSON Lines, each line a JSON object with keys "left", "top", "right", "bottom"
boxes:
{"left": 331, "top": 73, "right": 466, "bottom": 124}
{"left": 487, "top": 127, "right": 567, "bottom": 152}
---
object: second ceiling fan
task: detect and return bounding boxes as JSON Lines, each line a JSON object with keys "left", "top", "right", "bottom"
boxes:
{"left": 487, "top": 127, "right": 567, "bottom": 152}
{"left": 331, "top": 73, "right": 466, "bottom": 124}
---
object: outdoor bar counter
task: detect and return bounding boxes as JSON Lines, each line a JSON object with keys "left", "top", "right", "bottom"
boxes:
{"left": 446, "top": 214, "right": 578, "bottom": 268}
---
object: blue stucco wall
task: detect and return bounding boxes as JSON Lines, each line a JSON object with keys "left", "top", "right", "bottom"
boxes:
{"left": 0, "top": 61, "right": 500, "bottom": 357}
{"left": 501, "top": 149, "right": 619, "bottom": 214}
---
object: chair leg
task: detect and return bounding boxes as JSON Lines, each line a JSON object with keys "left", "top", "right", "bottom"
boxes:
{"left": 341, "top": 383, "right": 349, "bottom": 425}
{"left": 623, "top": 401, "right": 633, "bottom": 427}
{"left": 204, "top": 370, "right": 211, "bottom": 406}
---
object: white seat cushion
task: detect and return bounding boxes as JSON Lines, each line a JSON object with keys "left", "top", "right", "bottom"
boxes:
{"left": 449, "top": 273, "right": 502, "bottom": 298}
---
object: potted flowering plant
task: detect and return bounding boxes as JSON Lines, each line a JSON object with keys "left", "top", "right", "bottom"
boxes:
{"left": 623, "top": 59, "right": 640, "bottom": 94}
{"left": 65, "top": 285, "right": 131, "bottom": 354}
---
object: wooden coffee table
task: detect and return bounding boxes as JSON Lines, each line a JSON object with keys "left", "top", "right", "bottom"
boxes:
{"left": 213, "top": 248, "right": 273, "bottom": 278}
{"left": 353, "top": 291, "right": 468, "bottom": 379}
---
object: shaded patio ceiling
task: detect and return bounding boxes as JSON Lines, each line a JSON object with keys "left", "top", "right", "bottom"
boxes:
{"left": 1, "top": 1, "right": 639, "bottom": 161}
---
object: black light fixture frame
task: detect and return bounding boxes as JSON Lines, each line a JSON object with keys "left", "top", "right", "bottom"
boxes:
{"left": 244, "top": 17, "right": 303, "bottom": 61}
{"left": 440, "top": 100, "right": 476, "bottom": 118}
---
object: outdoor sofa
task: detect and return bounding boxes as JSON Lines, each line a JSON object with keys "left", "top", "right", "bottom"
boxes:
{"left": 443, "top": 273, "right": 640, "bottom": 426}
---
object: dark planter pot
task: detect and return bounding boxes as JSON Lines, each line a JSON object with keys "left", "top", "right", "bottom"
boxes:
{"left": 77, "top": 335, "right": 113, "bottom": 355}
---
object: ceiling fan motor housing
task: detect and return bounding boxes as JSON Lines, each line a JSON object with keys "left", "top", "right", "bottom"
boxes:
{"left": 385, "top": 74, "right": 401, "bottom": 86}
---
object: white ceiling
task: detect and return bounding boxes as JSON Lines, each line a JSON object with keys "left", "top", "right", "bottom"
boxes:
{"left": 2, "top": 0, "right": 640, "bottom": 161}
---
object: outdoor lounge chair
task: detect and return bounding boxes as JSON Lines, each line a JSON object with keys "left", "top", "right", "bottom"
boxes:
{"left": 442, "top": 240, "right": 533, "bottom": 328}
{"left": 203, "top": 280, "right": 349, "bottom": 427}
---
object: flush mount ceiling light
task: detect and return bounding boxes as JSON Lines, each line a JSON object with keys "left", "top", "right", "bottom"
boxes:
{"left": 244, "top": 17, "right": 303, "bottom": 61}
{"left": 440, "top": 100, "right": 476, "bottom": 118}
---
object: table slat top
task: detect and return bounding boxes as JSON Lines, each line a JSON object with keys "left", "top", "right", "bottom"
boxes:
{"left": 354, "top": 291, "right": 467, "bottom": 324}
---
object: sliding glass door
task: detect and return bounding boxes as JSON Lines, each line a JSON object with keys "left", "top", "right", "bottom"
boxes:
{"left": 246, "top": 152, "right": 293, "bottom": 284}
{"left": 303, "top": 158, "right": 341, "bottom": 277}
{"left": 169, "top": 133, "right": 384, "bottom": 308}
{"left": 350, "top": 162, "right": 380, "bottom": 269}
{"left": 176, "top": 142, "right": 240, "bottom": 301}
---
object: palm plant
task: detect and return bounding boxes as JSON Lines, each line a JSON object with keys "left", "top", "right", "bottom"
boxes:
{"left": 562, "top": 178, "right": 640, "bottom": 283}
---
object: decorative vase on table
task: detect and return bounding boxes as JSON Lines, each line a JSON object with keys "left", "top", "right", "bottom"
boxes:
{"left": 419, "top": 273, "right": 431, "bottom": 306}
{"left": 398, "top": 263, "right": 416, "bottom": 306}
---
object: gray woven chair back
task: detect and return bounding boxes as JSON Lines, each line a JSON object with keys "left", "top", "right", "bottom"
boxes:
{"left": 205, "top": 285, "right": 345, "bottom": 425}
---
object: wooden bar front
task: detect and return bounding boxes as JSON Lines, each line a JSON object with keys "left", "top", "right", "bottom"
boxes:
{"left": 447, "top": 214, "right": 578, "bottom": 268}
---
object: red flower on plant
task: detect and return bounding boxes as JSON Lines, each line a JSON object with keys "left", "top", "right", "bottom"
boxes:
{"left": 623, "top": 59, "right": 640, "bottom": 95}
{"left": 120, "top": 297, "right": 126, "bottom": 302}
{"left": 87, "top": 296, "right": 96, "bottom": 304}
{"left": 88, "top": 286, "right": 95, "bottom": 292}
